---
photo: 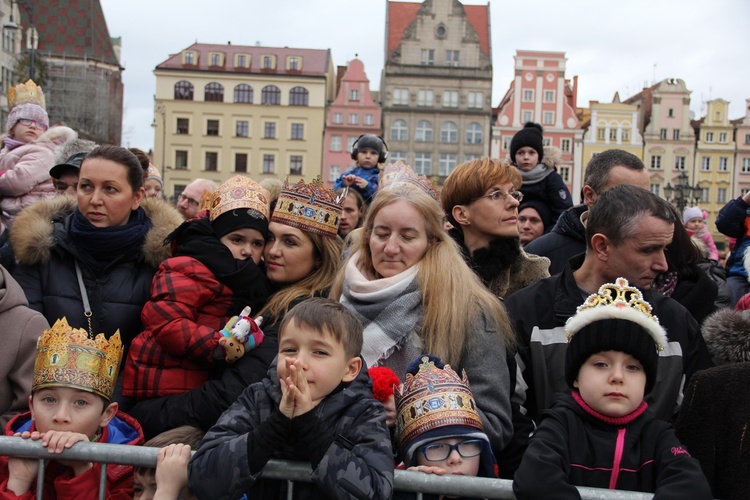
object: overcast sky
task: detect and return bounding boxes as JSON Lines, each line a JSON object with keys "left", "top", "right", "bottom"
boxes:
{"left": 99, "top": 0, "right": 750, "bottom": 151}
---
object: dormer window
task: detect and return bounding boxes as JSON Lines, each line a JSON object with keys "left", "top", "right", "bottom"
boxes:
{"left": 288, "top": 56, "right": 301, "bottom": 71}
{"left": 183, "top": 51, "right": 196, "bottom": 65}
{"left": 209, "top": 53, "right": 223, "bottom": 66}
{"left": 235, "top": 54, "right": 249, "bottom": 68}
{"left": 263, "top": 56, "right": 276, "bottom": 69}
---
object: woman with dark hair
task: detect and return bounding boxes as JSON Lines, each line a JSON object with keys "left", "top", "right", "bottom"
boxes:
{"left": 10, "top": 145, "right": 183, "bottom": 357}
{"left": 128, "top": 178, "right": 345, "bottom": 439}
{"left": 652, "top": 205, "right": 729, "bottom": 324}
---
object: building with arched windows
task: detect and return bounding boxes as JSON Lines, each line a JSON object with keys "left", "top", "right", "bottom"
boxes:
{"left": 153, "top": 42, "right": 335, "bottom": 199}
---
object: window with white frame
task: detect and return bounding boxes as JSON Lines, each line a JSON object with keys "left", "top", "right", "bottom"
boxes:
{"left": 609, "top": 129, "right": 618, "bottom": 141}
{"left": 466, "top": 123, "right": 482, "bottom": 144}
{"left": 701, "top": 156, "right": 711, "bottom": 171}
{"left": 210, "top": 53, "right": 221, "bottom": 66}
{"left": 350, "top": 89, "right": 359, "bottom": 101}
{"left": 389, "top": 151, "right": 407, "bottom": 164}
{"left": 291, "top": 123, "right": 304, "bottom": 140}
{"left": 390, "top": 120, "right": 408, "bottom": 141}
{"left": 439, "top": 154, "right": 458, "bottom": 176}
{"left": 417, "top": 89, "right": 434, "bottom": 107}
{"left": 718, "top": 187, "right": 727, "bottom": 204}
{"left": 559, "top": 166, "right": 570, "bottom": 183}
{"left": 468, "top": 91, "right": 483, "bottom": 109}
{"left": 445, "top": 50, "right": 459, "bottom": 67}
{"left": 393, "top": 88, "right": 409, "bottom": 105}
{"left": 349, "top": 114, "right": 358, "bottom": 125}
{"left": 263, "top": 56, "right": 274, "bottom": 69}
{"left": 651, "top": 155, "right": 662, "bottom": 169}
{"left": 523, "top": 89, "right": 534, "bottom": 102}
{"left": 289, "top": 156, "right": 303, "bottom": 175}
{"left": 743, "top": 158, "right": 750, "bottom": 173}
{"left": 416, "top": 120, "right": 433, "bottom": 142}
{"left": 543, "top": 111, "right": 555, "bottom": 125}
{"left": 333, "top": 113, "right": 342, "bottom": 124}
{"left": 719, "top": 157, "right": 728, "bottom": 172}
{"left": 329, "top": 165, "right": 341, "bottom": 182}
{"left": 745, "top": 134, "right": 750, "bottom": 145}
{"left": 719, "top": 132, "right": 728, "bottom": 143}
{"left": 236, "top": 54, "right": 247, "bottom": 68}
{"left": 543, "top": 90, "right": 555, "bottom": 103}
{"left": 597, "top": 128, "right": 606, "bottom": 141}
{"left": 675, "top": 156, "right": 686, "bottom": 170}
{"left": 622, "top": 129, "right": 630, "bottom": 141}
{"left": 236, "top": 120, "right": 249, "bottom": 138}
{"left": 442, "top": 91, "right": 458, "bottom": 108}
{"left": 288, "top": 57, "right": 299, "bottom": 71}
{"left": 522, "top": 110, "right": 533, "bottom": 123}
{"left": 347, "top": 136, "right": 357, "bottom": 152}
{"left": 262, "top": 154, "right": 275, "bottom": 174}
{"left": 440, "top": 122, "right": 458, "bottom": 143}
{"left": 421, "top": 49, "right": 435, "bottom": 65}
{"left": 700, "top": 187, "right": 709, "bottom": 203}
{"left": 673, "top": 129, "right": 680, "bottom": 141}
{"left": 706, "top": 132, "right": 714, "bottom": 142}
{"left": 650, "top": 184, "right": 660, "bottom": 196}
{"left": 364, "top": 114, "right": 374, "bottom": 125}
{"left": 561, "top": 138, "right": 571, "bottom": 153}
{"left": 502, "top": 137, "right": 510, "bottom": 151}
{"left": 184, "top": 52, "right": 195, "bottom": 65}
{"left": 660, "top": 129, "right": 667, "bottom": 140}
{"left": 414, "top": 153, "right": 432, "bottom": 175}
{"left": 543, "top": 138, "right": 551, "bottom": 147}
{"left": 330, "top": 135, "right": 342, "bottom": 152}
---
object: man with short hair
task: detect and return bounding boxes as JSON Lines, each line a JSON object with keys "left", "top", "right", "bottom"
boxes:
{"left": 526, "top": 149, "right": 650, "bottom": 274}
{"left": 505, "top": 185, "right": 713, "bottom": 423}
{"left": 176, "top": 178, "right": 218, "bottom": 220}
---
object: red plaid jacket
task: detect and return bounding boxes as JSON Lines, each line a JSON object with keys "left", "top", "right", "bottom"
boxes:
{"left": 122, "top": 256, "right": 234, "bottom": 399}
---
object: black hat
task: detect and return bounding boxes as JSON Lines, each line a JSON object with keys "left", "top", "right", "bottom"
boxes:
{"left": 510, "top": 122, "right": 544, "bottom": 164}
{"left": 50, "top": 152, "right": 87, "bottom": 179}
{"left": 564, "top": 278, "right": 668, "bottom": 396}
{"left": 518, "top": 199, "right": 553, "bottom": 233}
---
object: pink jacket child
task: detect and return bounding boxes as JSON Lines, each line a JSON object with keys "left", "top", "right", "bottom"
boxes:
{"left": 683, "top": 206, "right": 719, "bottom": 261}
{"left": 0, "top": 80, "right": 76, "bottom": 229}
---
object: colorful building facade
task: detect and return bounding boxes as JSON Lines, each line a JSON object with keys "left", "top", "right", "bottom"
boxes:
{"left": 733, "top": 99, "right": 750, "bottom": 199}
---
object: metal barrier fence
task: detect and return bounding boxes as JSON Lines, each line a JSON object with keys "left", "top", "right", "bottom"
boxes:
{"left": 0, "top": 436, "right": 654, "bottom": 499}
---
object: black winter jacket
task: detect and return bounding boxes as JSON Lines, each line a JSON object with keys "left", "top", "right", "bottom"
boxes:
{"left": 524, "top": 204, "right": 586, "bottom": 275}
{"left": 514, "top": 392, "right": 712, "bottom": 499}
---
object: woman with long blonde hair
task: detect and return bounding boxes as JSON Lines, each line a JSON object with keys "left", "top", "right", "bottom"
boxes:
{"left": 331, "top": 175, "right": 515, "bottom": 455}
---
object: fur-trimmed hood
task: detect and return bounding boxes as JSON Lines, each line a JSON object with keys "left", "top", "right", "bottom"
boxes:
{"left": 1, "top": 125, "right": 77, "bottom": 149}
{"left": 701, "top": 308, "right": 750, "bottom": 364}
{"left": 10, "top": 195, "right": 183, "bottom": 269}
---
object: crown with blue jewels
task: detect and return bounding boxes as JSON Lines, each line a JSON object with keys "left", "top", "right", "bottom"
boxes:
{"left": 33, "top": 318, "right": 123, "bottom": 401}
{"left": 271, "top": 176, "right": 343, "bottom": 238}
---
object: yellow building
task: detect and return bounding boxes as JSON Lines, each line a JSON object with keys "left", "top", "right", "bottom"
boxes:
{"left": 581, "top": 97, "right": 643, "bottom": 175}
{"left": 694, "top": 99, "right": 734, "bottom": 233}
{"left": 153, "top": 43, "right": 335, "bottom": 199}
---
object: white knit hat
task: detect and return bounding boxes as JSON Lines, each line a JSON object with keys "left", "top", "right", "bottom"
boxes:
{"left": 683, "top": 206, "right": 703, "bottom": 225}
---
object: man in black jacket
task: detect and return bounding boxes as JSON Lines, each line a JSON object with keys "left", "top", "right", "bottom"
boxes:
{"left": 506, "top": 185, "right": 714, "bottom": 423}
{"left": 526, "top": 149, "right": 650, "bottom": 274}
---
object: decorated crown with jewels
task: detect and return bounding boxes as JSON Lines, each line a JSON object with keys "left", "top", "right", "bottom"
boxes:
{"left": 395, "top": 356, "right": 483, "bottom": 446}
{"left": 210, "top": 175, "right": 270, "bottom": 222}
{"left": 8, "top": 80, "right": 46, "bottom": 110}
{"left": 271, "top": 177, "right": 344, "bottom": 238}
{"left": 380, "top": 161, "right": 440, "bottom": 201}
{"left": 565, "top": 277, "right": 668, "bottom": 350}
{"left": 33, "top": 318, "right": 123, "bottom": 401}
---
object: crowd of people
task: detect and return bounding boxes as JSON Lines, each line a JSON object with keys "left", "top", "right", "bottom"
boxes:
{"left": 0, "top": 79, "right": 744, "bottom": 500}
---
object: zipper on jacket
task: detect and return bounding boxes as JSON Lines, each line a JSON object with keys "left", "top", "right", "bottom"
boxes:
{"left": 609, "top": 427, "right": 626, "bottom": 489}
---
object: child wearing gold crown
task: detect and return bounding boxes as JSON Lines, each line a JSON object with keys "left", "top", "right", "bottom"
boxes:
{"left": 513, "top": 278, "right": 711, "bottom": 499}
{"left": 123, "top": 175, "right": 271, "bottom": 400}
{"left": 0, "top": 318, "right": 145, "bottom": 498}
{"left": 394, "top": 355, "right": 497, "bottom": 499}
{"left": 0, "top": 80, "right": 76, "bottom": 230}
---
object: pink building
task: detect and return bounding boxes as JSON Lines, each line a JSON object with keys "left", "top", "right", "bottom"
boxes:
{"left": 323, "top": 58, "right": 382, "bottom": 188}
{"left": 491, "top": 50, "right": 582, "bottom": 195}
{"left": 734, "top": 98, "right": 750, "bottom": 197}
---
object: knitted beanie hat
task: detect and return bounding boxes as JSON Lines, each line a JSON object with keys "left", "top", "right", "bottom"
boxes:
{"left": 7, "top": 103, "right": 49, "bottom": 136}
{"left": 146, "top": 164, "right": 164, "bottom": 188}
{"left": 510, "top": 122, "right": 544, "bottom": 163}
{"left": 518, "top": 199, "right": 553, "bottom": 233}
{"left": 682, "top": 206, "right": 703, "bottom": 225}
{"left": 564, "top": 278, "right": 668, "bottom": 395}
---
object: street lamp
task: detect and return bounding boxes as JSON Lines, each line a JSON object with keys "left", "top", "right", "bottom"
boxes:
{"left": 153, "top": 99, "right": 167, "bottom": 182}
{"left": 663, "top": 171, "right": 701, "bottom": 211}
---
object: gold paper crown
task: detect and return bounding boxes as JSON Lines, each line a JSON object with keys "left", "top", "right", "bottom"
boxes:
{"left": 197, "top": 189, "right": 215, "bottom": 212}
{"left": 33, "top": 318, "right": 123, "bottom": 401}
{"left": 146, "top": 164, "right": 162, "bottom": 180}
{"left": 272, "top": 177, "right": 344, "bottom": 238}
{"left": 565, "top": 277, "right": 668, "bottom": 350}
{"left": 395, "top": 356, "right": 483, "bottom": 446}
{"left": 8, "top": 80, "right": 46, "bottom": 110}
{"left": 380, "top": 161, "right": 440, "bottom": 201}
{"left": 210, "top": 175, "right": 270, "bottom": 222}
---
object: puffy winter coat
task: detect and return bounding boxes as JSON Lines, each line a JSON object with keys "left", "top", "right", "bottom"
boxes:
{"left": 0, "top": 126, "right": 76, "bottom": 226}
{"left": 0, "top": 409, "right": 144, "bottom": 499}
{"left": 9, "top": 196, "right": 183, "bottom": 352}
{"left": 524, "top": 204, "right": 587, "bottom": 275}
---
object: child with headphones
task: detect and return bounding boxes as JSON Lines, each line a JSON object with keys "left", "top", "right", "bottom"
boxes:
{"left": 333, "top": 134, "right": 387, "bottom": 204}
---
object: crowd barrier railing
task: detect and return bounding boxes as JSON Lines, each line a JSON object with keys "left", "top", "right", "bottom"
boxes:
{"left": 0, "top": 436, "right": 657, "bottom": 499}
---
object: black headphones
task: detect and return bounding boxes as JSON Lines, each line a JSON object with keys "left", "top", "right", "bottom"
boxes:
{"left": 350, "top": 134, "right": 389, "bottom": 163}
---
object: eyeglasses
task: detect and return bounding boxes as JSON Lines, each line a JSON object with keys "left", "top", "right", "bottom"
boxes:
{"left": 476, "top": 189, "right": 523, "bottom": 203}
{"left": 418, "top": 439, "right": 485, "bottom": 462}
{"left": 17, "top": 118, "right": 48, "bottom": 130}
{"left": 178, "top": 194, "right": 199, "bottom": 207}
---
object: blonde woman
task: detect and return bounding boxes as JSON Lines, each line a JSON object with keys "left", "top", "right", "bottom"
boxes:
{"left": 331, "top": 179, "right": 514, "bottom": 455}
